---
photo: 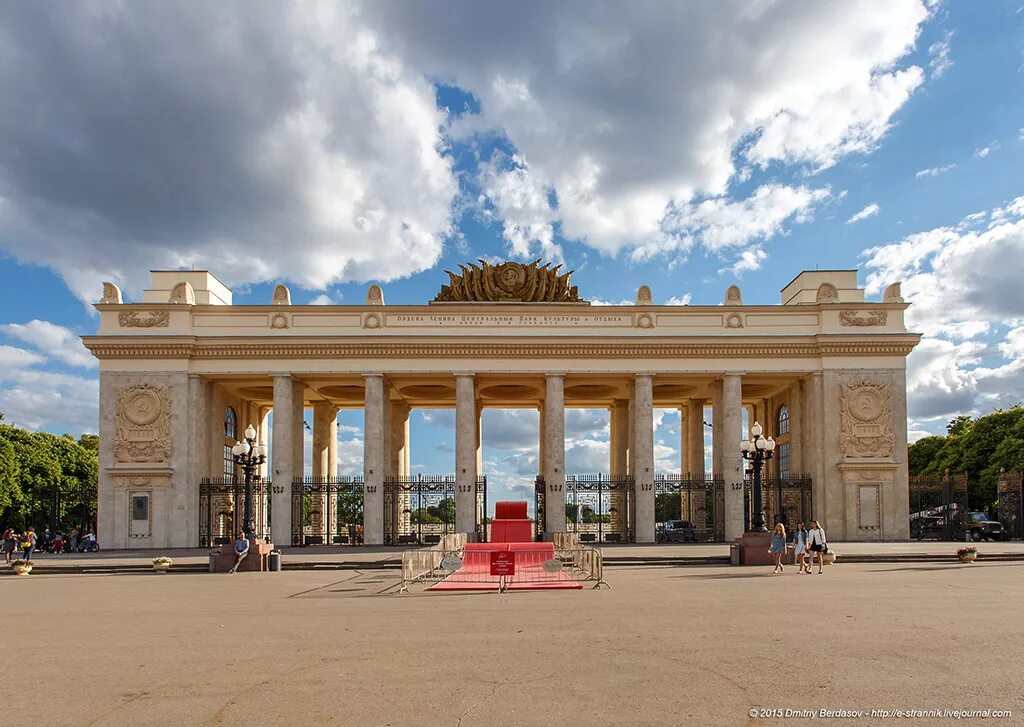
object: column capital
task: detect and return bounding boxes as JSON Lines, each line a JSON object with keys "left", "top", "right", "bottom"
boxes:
{"left": 454, "top": 371, "right": 476, "bottom": 380}
{"left": 632, "top": 372, "right": 655, "bottom": 379}
{"left": 544, "top": 372, "right": 566, "bottom": 379}
{"left": 720, "top": 372, "right": 747, "bottom": 379}
{"left": 360, "top": 372, "right": 385, "bottom": 379}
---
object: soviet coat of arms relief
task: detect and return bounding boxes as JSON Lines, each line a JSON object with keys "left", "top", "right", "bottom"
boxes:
{"left": 113, "top": 383, "right": 172, "bottom": 463}
{"left": 839, "top": 381, "right": 895, "bottom": 458}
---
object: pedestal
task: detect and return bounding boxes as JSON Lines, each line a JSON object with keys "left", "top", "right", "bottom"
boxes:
{"left": 733, "top": 532, "right": 775, "bottom": 566}
{"left": 215, "top": 541, "right": 274, "bottom": 572}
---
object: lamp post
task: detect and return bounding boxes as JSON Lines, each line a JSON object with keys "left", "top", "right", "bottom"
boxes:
{"left": 740, "top": 421, "right": 776, "bottom": 533}
{"left": 231, "top": 424, "right": 267, "bottom": 539}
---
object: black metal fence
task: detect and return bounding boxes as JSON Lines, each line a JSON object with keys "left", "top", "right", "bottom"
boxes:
{"left": 290, "top": 476, "right": 364, "bottom": 546}
{"left": 744, "top": 476, "right": 813, "bottom": 532}
{"left": 18, "top": 485, "right": 97, "bottom": 536}
{"left": 997, "top": 472, "right": 1022, "bottom": 539}
{"left": 536, "top": 474, "right": 635, "bottom": 543}
{"left": 655, "top": 474, "right": 725, "bottom": 542}
{"left": 383, "top": 475, "right": 486, "bottom": 545}
{"left": 199, "top": 477, "right": 271, "bottom": 547}
{"left": 909, "top": 475, "right": 968, "bottom": 540}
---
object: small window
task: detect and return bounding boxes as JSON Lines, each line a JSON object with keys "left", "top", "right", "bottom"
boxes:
{"left": 224, "top": 407, "right": 237, "bottom": 440}
{"left": 224, "top": 445, "right": 237, "bottom": 481}
{"left": 777, "top": 405, "right": 790, "bottom": 436}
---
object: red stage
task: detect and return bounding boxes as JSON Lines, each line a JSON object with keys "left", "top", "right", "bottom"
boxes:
{"left": 429, "top": 502, "right": 582, "bottom": 591}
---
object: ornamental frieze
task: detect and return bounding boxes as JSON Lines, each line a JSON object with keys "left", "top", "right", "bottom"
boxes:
{"left": 433, "top": 259, "right": 586, "bottom": 303}
{"left": 839, "top": 382, "right": 894, "bottom": 458}
{"left": 839, "top": 310, "right": 888, "bottom": 327}
{"left": 118, "top": 310, "right": 169, "bottom": 328}
{"left": 113, "top": 384, "right": 172, "bottom": 463}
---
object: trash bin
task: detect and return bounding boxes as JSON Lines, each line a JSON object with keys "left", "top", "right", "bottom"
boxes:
{"left": 268, "top": 550, "right": 281, "bottom": 572}
{"left": 209, "top": 551, "right": 218, "bottom": 573}
{"left": 729, "top": 542, "right": 741, "bottom": 566}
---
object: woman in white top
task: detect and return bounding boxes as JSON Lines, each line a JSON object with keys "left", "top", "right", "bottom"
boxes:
{"left": 806, "top": 520, "right": 827, "bottom": 574}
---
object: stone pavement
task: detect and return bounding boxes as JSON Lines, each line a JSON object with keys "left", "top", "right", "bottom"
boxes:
{"left": 3, "top": 560, "right": 1022, "bottom": 726}
{"left": 16, "top": 539, "right": 1024, "bottom": 572}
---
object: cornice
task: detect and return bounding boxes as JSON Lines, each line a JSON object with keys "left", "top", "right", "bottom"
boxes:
{"left": 82, "top": 334, "right": 921, "bottom": 360}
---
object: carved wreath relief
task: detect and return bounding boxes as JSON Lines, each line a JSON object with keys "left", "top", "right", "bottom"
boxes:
{"left": 118, "top": 310, "right": 169, "bottom": 328}
{"left": 839, "top": 310, "right": 888, "bottom": 327}
{"left": 839, "top": 382, "right": 894, "bottom": 458}
{"left": 114, "top": 384, "right": 172, "bottom": 463}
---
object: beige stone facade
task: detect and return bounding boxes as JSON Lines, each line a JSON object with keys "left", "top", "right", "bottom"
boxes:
{"left": 84, "top": 267, "right": 919, "bottom": 548}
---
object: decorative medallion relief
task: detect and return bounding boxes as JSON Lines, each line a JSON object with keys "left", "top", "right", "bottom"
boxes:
{"left": 839, "top": 310, "right": 888, "bottom": 327}
{"left": 839, "top": 382, "right": 894, "bottom": 458}
{"left": 118, "top": 311, "right": 169, "bottom": 328}
{"left": 113, "top": 384, "right": 172, "bottom": 463}
{"left": 725, "top": 312, "right": 744, "bottom": 329}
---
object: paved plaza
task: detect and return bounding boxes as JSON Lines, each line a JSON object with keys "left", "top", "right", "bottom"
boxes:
{"left": 6, "top": 560, "right": 1022, "bottom": 726}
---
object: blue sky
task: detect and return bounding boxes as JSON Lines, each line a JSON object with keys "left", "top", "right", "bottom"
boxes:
{"left": 0, "top": 1, "right": 1023, "bottom": 511}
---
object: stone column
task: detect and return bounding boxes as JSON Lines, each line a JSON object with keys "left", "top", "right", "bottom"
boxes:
{"left": 632, "top": 374, "right": 655, "bottom": 543}
{"left": 711, "top": 381, "right": 724, "bottom": 478}
{"left": 686, "top": 399, "right": 705, "bottom": 479}
{"left": 543, "top": 374, "right": 566, "bottom": 537}
{"left": 455, "top": 374, "right": 478, "bottom": 538}
{"left": 312, "top": 403, "right": 338, "bottom": 539}
{"left": 678, "top": 405, "right": 688, "bottom": 476}
{"left": 610, "top": 400, "right": 629, "bottom": 528}
{"left": 186, "top": 375, "right": 209, "bottom": 547}
{"left": 722, "top": 374, "right": 744, "bottom": 540}
{"left": 610, "top": 400, "right": 629, "bottom": 475}
{"left": 537, "top": 402, "right": 546, "bottom": 479}
{"left": 362, "top": 374, "right": 386, "bottom": 545}
{"left": 271, "top": 376, "right": 300, "bottom": 545}
{"left": 388, "top": 401, "right": 411, "bottom": 533}
{"left": 627, "top": 394, "right": 636, "bottom": 477}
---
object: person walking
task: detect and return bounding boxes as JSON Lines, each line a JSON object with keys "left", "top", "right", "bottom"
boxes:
{"left": 228, "top": 531, "right": 250, "bottom": 574}
{"left": 793, "top": 522, "right": 810, "bottom": 574}
{"left": 806, "top": 520, "right": 827, "bottom": 574}
{"left": 20, "top": 528, "right": 37, "bottom": 561}
{"left": 2, "top": 528, "right": 16, "bottom": 564}
{"left": 769, "top": 523, "right": 787, "bottom": 573}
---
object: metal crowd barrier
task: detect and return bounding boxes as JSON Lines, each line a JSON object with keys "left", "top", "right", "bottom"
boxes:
{"left": 399, "top": 537, "right": 608, "bottom": 593}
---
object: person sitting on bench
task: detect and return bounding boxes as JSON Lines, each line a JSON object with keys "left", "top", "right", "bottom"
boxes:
{"left": 228, "top": 531, "right": 250, "bottom": 573}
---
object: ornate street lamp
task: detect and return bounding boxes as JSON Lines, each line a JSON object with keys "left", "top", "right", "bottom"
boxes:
{"left": 231, "top": 424, "right": 267, "bottom": 539}
{"left": 740, "top": 421, "right": 776, "bottom": 533}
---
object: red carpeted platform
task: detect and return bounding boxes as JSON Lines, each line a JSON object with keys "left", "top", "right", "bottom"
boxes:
{"left": 428, "top": 539, "right": 583, "bottom": 591}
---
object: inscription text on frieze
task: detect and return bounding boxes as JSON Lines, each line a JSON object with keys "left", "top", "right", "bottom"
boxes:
{"left": 389, "top": 314, "right": 630, "bottom": 327}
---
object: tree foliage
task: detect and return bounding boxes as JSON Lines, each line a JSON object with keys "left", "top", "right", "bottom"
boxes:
{"left": 0, "top": 423, "right": 98, "bottom": 531}
{"left": 908, "top": 407, "right": 1024, "bottom": 510}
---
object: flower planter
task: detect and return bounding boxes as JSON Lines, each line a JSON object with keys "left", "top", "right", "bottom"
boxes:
{"left": 821, "top": 552, "right": 837, "bottom": 565}
{"left": 958, "top": 552, "right": 977, "bottom": 563}
{"left": 12, "top": 563, "right": 32, "bottom": 576}
{"left": 153, "top": 563, "right": 171, "bottom": 573}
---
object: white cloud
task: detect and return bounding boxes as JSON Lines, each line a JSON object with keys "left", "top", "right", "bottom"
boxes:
{"left": 0, "top": 320, "right": 96, "bottom": 368}
{"left": 0, "top": 3, "right": 458, "bottom": 302}
{"left": 364, "top": 1, "right": 929, "bottom": 257}
{"left": 846, "top": 203, "right": 880, "bottom": 224}
{"left": 862, "top": 196, "right": 1024, "bottom": 422}
{"left": 479, "top": 155, "right": 560, "bottom": 261}
{"left": 0, "top": 350, "right": 98, "bottom": 433}
{"left": 974, "top": 143, "right": 999, "bottom": 158}
{"left": 309, "top": 293, "right": 339, "bottom": 306}
{"left": 915, "top": 163, "right": 955, "bottom": 178}
{"left": 721, "top": 248, "right": 768, "bottom": 277}
{"left": 927, "top": 31, "right": 953, "bottom": 78}
{"left": 664, "top": 294, "right": 692, "bottom": 306}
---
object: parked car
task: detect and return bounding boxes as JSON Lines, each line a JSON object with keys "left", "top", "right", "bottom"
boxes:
{"left": 965, "top": 512, "right": 1003, "bottom": 541}
{"left": 661, "top": 519, "right": 698, "bottom": 543}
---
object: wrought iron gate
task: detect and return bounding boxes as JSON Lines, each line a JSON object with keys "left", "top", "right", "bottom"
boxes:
{"left": 997, "top": 471, "right": 1022, "bottom": 539}
{"left": 744, "top": 476, "right": 813, "bottom": 532}
{"left": 655, "top": 474, "right": 725, "bottom": 542}
{"left": 536, "top": 474, "right": 634, "bottom": 543}
{"left": 199, "top": 477, "right": 271, "bottom": 547}
{"left": 383, "top": 475, "right": 486, "bottom": 545}
{"left": 909, "top": 475, "right": 968, "bottom": 540}
{"left": 290, "top": 476, "right": 364, "bottom": 546}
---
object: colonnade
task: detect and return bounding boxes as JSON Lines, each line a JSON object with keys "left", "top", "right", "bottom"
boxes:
{"left": 262, "top": 371, "right": 773, "bottom": 545}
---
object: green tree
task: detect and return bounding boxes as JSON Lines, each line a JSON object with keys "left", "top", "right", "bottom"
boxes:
{"left": 655, "top": 492, "right": 681, "bottom": 522}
